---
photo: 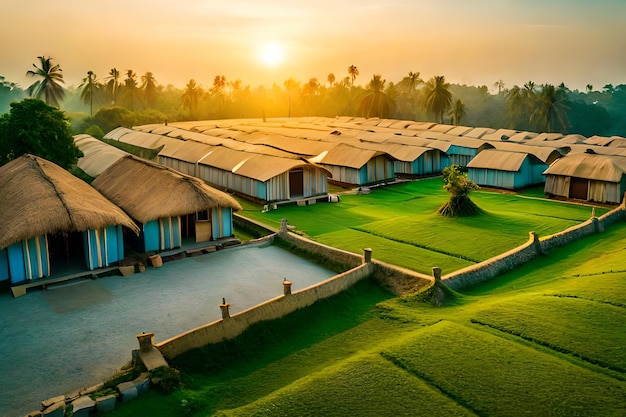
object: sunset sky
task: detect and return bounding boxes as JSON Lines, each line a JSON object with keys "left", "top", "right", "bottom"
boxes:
{"left": 1, "top": 0, "right": 625, "bottom": 92}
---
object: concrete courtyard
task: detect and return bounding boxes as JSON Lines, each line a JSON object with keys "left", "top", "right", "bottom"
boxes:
{"left": 0, "top": 242, "right": 336, "bottom": 417}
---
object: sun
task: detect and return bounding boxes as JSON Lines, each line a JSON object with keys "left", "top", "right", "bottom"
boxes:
{"left": 258, "top": 42, "right": 284, "bottom": 68}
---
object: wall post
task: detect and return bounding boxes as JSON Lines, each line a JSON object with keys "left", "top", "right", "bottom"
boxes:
{"left": 363, "top": 248, "right": 372, "bottom": 264}
{"left": 280, "top": 219, "right": 288, "bottom": 234}
{"left": 283, "top": 278, "right": 292, "bottom": 295}
{"left": 432, "top": 267, "right": 441, "bottom": 282}
{"left": 220, "top": 298, "right": 231, "bottom": 319}
{"left": 137, "top": 332, "right": 155, "bottom": 353}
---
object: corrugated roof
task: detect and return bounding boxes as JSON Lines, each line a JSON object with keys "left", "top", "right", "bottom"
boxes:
{"left": 543, "top": 153, "right": 626, "bottom": 182}
{"left": 467, "top": 150, "right": 533, "bottom": 172}
{"left": 75, "top": 134, "right": 130, "bottom": 176}
{"left": 320, "top": 143, "right": 387, "bottom": 169}
{"left": 490, "top": 142, "right": 562, "bottom": 164}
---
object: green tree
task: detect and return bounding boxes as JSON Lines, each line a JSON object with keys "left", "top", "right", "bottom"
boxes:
{"left": 493, "top": 79, "right": 505, "bottom": 94}
{"left": 122, "top": 70, "right": 140, "bottom": 110}
{"left": 422, "top": 75, "right": 452, "bottom": 123}
{"left": 0, "top": 98, "right": 82, "bottom": 168}
{"left": 79, "top": 70, "right": 99, "bottom": 116}
{"left": 358, "top": 74, "right": 394, "bottom": 118}
{"left": 438, "top": 164, "right": 481, "bottom": 217}
{"left": 531, "top": 84, "right": 570, "bottom": 133}
{"left": 448, "top": 99, "right": 467, "bottom": 125}
{"left": 25, "top": 56, "right": 66, "bottom": 107}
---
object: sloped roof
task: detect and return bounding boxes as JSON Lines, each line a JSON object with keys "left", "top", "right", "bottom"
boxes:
{"left": 0, "top": 154, "right": 139, "bottom": 250}
{"left": 467, "top": 150, "right": 536, "bottom": 172}
{"left": 92, "top": 155, "right": 241, "bottom": 223}
{"left": 490, "top": 142, "right": 562, "bottom": 164}
{"left": 319, "top": 143, "right": 389, "bottom": 169}
{"left": 543, "top": 153, "right": 626, "bottom": 182}
{"left": 74, "top": 134, "right": 129, "bottom": 177}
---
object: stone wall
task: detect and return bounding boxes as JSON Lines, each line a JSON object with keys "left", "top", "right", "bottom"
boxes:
{"left": 443, "top": 199, "right": 625, "bottom": 290}
{"left": 156, "top": 261, "right": 374, "bottom": 359}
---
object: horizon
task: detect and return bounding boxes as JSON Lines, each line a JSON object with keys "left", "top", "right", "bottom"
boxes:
{"left": 2, "top": 0, "right": 625, "bottom": 93}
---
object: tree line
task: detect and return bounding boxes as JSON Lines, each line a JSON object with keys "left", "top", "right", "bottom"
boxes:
{"left": 1, "top": 56, "right": 624, "bottom": 139}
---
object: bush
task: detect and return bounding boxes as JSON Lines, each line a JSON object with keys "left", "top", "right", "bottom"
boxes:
{"left": 149, "top": 366, "right": 182, "bottom": 394}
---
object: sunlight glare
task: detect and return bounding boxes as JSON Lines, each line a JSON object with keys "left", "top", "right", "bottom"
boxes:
{"left": 258, "top": 42, "right": 284, "bottom": 68}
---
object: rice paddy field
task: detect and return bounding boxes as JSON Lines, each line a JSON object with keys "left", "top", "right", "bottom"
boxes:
{"left": 106, "top": 180, "right": 626, "bottom": 417}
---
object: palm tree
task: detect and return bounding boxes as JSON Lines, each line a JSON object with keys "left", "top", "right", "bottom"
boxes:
{"left": 327, "top": 73, "right": 335, "bottom": 88}
{"left": 181, "top": 79, "right": 203, "bottom": 119}
{"left": 141, "top": 72, "right": 158, "bottom": 107}
{"left": 493, "top": 79, "right": 505, "bottom": 94}
{"left": 448, "top": 99, "right": 467, "bottom": 125}
{"left": 358, "top": 74, "right": 394, "bottom": 118}
{"left": 25, "top": 55, "right": 65, "bottom": 107}
{"left": 530, "top": 84, "right": 569, "bottom": 133}
{"left": 302, "top": 78, "right": 320, "bottom": 116}
{"left": 79, "top": 71, "right": 99, "bottom": 115}
{"left": 123, "top": 70, "right": 139, "bottom": 110}
{"left": 422, "top": 75, "right": 452, "bottom": 123}
{"left": 105, "top": 68, "right": 121, "bottom": 105}
{"left": 586, "top": 84, "right": 593, "bottom": 94}
{"left": 348, "top": 65, "right": 359, "bottom": 87}
{"left": 283, "top": 78, "right": 298, "bottom": 117}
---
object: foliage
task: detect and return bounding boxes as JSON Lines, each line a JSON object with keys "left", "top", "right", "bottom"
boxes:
{"left": 26, "top": 56, "right": 66, "bottom": 107}
{"left": 438, "top": 164, "right": 481, "bottom": 217}
{"left": 0, "top": 98, "right": 82, "bottom": 168}
{"left": 91, "top": 106, "right": 136, "bottom": 132}
{"left": 422, "top": 75, "right": 452, "bottom": 123}
{"left": 149, "top": 366, "right": 182, "bottom": 394}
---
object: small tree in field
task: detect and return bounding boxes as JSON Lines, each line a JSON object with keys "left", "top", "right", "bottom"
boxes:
{"left": 438, "top": 164, "right": 482, "bottom": 217}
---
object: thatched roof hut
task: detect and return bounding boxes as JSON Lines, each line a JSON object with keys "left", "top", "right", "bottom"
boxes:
{"left": 92, "top": 155, "right": 242, "bottom": 224}
{"left": 0, "top": 154, "right": 139, "bottom": 251}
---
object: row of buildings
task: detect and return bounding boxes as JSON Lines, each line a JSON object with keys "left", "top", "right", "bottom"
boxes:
{"left": 0, "top": 153, "right": 241, "bottom": 287}
{"left": 94, "top": 116, "right": 626, "bottom": 205}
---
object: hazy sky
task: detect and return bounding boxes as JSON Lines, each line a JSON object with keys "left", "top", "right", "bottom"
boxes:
{"left": 2, "top": 0, "right": 625, "bottom": 92}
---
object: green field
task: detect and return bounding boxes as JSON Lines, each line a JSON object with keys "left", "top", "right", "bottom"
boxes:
{"left": 107, "top": 183, "right": 626, "bottom": 417}
{"left": 240, "top": 179, "right": 608, "bottom": 275}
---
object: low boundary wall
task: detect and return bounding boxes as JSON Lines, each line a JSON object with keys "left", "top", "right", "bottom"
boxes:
{"left": 443, "top": 197, "right": 625, "bottom": 290}
{"left": 152, "top": 197, "right": 624, "bottom": 359}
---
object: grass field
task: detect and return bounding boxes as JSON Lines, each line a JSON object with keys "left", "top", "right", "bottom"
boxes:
{"left": 239, "top": 178, "right": 608, "bottom": 275}
{"left": 106, "top": 184, "right": 626, "bottom": 417}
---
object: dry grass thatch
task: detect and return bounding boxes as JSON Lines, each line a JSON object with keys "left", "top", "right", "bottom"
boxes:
{"left": 92, "top": 155, "right": 242, "bottom": 223}
{"left": 0, "top": 154, "right": 140, "bottom": 250}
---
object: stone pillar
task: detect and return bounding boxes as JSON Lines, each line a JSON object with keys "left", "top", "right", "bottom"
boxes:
{"left": 363, "top": 248, "right": 372, "bottom": 264}
{"left": 280, "top": 219, "right": 288, "bottom": 234}
{"left": 432, "top": 267, "right": 441, "bottom": 282}
{"left": 283, "top": 278, "right": 292, "bottom": 295}
{"left": 137, "top": 332, "right": 155, "bottom": 353}
{"left": 220, "top": 298, "right": 231, "bottom": 319}
{"left": 529, "top": 231, "right": 542, "bottom": 254}
{"left": 592, "top": 217, "right": 604, "bottom": 233}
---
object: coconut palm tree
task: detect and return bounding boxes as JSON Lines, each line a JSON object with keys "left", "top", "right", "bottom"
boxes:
{"left": 181, "top": 79, "right": 203, "bottom": 120}
{"left": 79, "top": 70, "right": 99, "bottom": 116}
{"left": 284, "top": 78, "right": 299, "bottom": 117}
{"left": 493, "top": 79, "right": 505, "bottom": 94}
{"left": 449, "top": 99, "right": 467, "bottom": 125}
{"left": 530, "top": 84, "right": 569, "bottom": 133}
{"left": 348, "top": 65, "right": 359, "bottom": 87}
{"left": 105, "top": 68, "right": 121, "bottom": 105}
{"left": 327, "top": 73, "right": 335, "bottom": 88}
{"left": 25, "top": 55, "right": 65, "bottom": 107}
{"left": 123, "top": 70, "right": 139, "bottom": 110}
{"left": 141, "top": 72, "right": 158, "bottom": 107}
{"left": 422, "top": 75, "right": 452, "bottom": 123}
{"left": 358, "top": 74, "right": 394, "bottom": 118}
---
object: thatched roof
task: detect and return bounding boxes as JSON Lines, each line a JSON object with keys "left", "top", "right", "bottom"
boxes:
{"left": 0, "top": 154, "right": 139, "bottom": 250}
{"left": 91, "top": 155, "right": 242, "bottom": 223}
{"left": 543, "top": 153, "right": 626, "bottom": 182}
